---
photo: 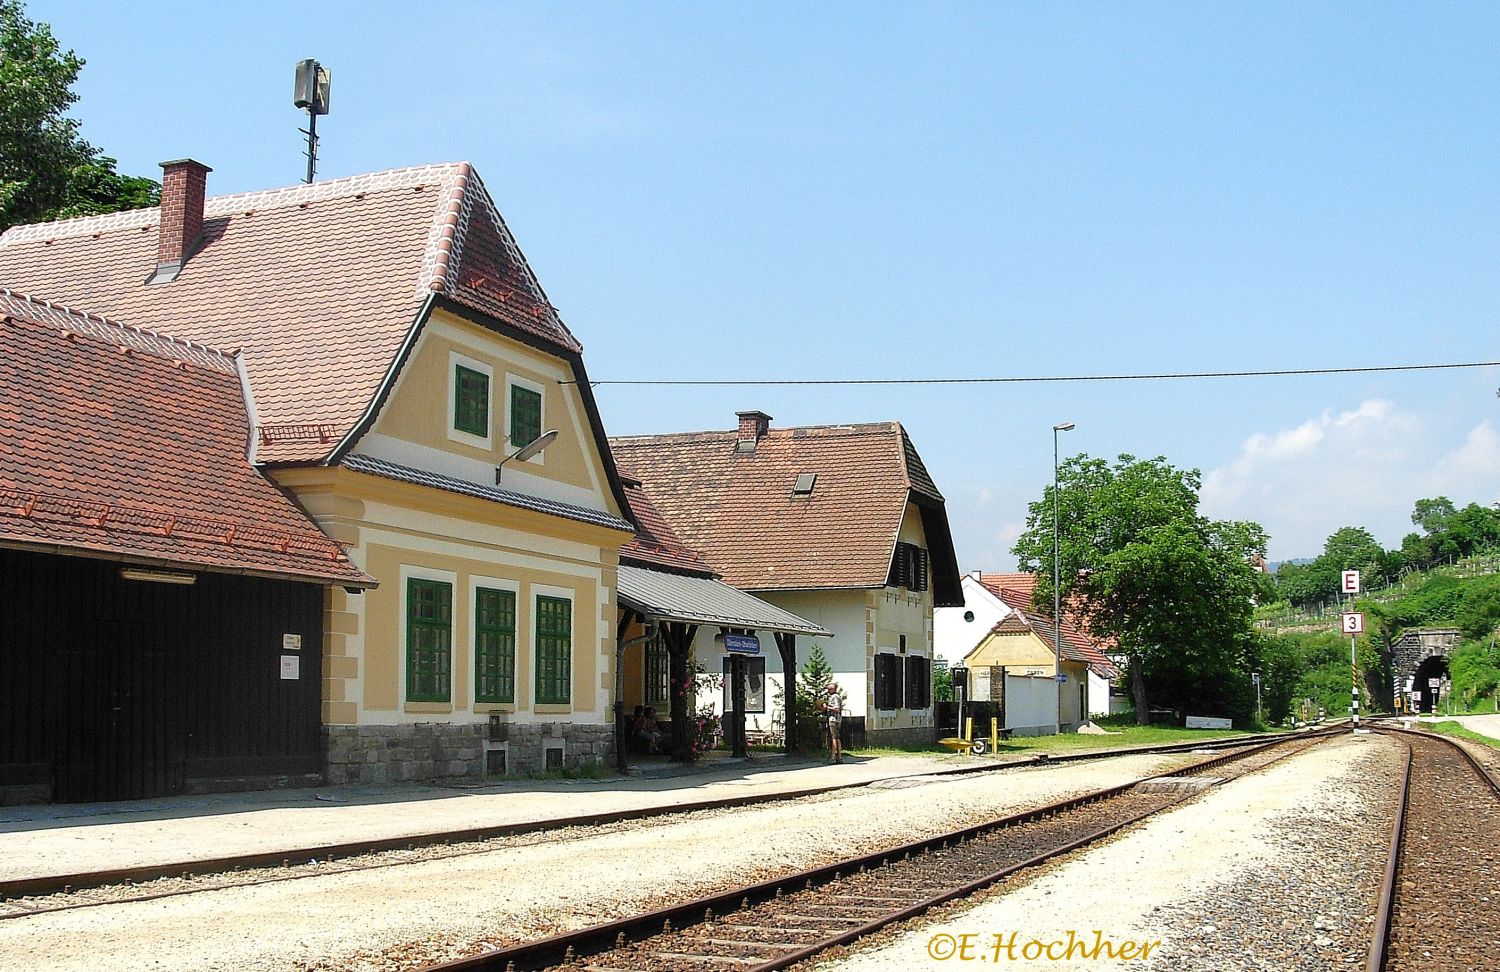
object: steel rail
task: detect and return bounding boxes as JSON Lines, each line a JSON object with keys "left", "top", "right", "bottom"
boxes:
{"left": 1364, "top": 726, "right": 1500, "bottom": 972}
{"left": 1365, "top": 740, "right": 1412, "bottom": 972}
{"left": 419, "top": 729, "right": 1338, "bottom": 972}
{"left": 0, "top": 727, "right": 1315, "bottom": 901}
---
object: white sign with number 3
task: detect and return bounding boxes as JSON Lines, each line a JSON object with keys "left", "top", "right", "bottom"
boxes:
{"left": 1341, "top": 612, "right": 1365, "bottom": 635}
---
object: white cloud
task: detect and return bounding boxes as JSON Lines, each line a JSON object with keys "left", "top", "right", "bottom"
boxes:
{"left": 1202, "top": 401, "right": 1500, "bottom": 561}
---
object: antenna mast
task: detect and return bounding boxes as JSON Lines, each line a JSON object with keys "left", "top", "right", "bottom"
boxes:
{"left": 292, "top": 59, "right": 332, "bottom": 183}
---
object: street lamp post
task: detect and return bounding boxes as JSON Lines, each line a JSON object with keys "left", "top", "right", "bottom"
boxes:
{"left": 1053, "top": 422, "right": 1074, "bottom": 729}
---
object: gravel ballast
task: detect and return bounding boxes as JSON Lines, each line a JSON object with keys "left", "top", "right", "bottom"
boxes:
{"left": 819, "top": 732, "right": 1401, "bottom": 972}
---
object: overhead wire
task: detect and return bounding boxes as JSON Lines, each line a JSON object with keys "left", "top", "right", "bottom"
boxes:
{"left": 563, "top": 359, "right": 1500, "bottom": 387}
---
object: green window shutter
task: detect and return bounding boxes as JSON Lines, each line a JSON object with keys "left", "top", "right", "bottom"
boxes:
{"left": 475, "top": 587, "right": 516, "bottom": 704}
{"left": 454, "top": 365, "right": 489, "bottom": 437}
{"left": 406, "top": 578, "right": 453, "bottom": 702}
{"left": 535, "top": 594, "right": 572, "bottom": 704}
{"left": 510, "top": 384, "right": 542, "bottom": 449}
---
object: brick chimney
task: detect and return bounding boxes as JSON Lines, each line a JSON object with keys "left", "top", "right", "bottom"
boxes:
{"left": 148, "top": 159, "right": 212, "bottom": 284}
{"left": 735, "top": 410, "right": 772, "bottom": 452}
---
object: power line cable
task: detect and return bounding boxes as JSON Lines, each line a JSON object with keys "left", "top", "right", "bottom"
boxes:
{"left": 566, "top": 359, "right": 1500, "bottom": 387}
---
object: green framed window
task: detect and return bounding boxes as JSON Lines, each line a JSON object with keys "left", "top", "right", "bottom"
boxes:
{"left": 510, "top": 384, "right": 542, "bottom": 449}
{"left": 406, "top": 578, "right": 452, "bottom": 702}
{"left": 535, "top": 594, "right": 572, "bottom": 705}
{"left": 475, "top": 587, "right": 516, "bottom": 704}
{"left": 454, "top": 364, "right": 489, "bottom": 437}
{"left": 644, "top": 631, "right": 670, "bottom": 706}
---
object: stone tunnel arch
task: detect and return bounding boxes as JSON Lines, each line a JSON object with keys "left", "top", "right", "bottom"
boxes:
{"left": 1390, "top": 628, "right": 1460, "bottom": 713}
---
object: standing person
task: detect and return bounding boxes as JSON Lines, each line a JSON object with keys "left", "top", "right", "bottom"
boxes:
{"left": 820, "top": 682, "right": 845, "bottom": 763}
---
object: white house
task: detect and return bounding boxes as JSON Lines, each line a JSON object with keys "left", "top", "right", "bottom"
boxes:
{"left": 935, "top": 572, "right": 1120, "bottom": 723}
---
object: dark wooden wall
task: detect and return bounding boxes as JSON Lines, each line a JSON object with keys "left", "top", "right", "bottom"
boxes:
{"left": 0, "top": 548, "right": 324, "bottom": 803}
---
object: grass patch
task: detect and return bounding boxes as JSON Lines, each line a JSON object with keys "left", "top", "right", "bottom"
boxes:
{"left": 1427, "top": 720, "right": 1500, "bottom": 751}
{"left": 846, "top": 723, "right": 1275, "bottom": 759}
{"left": 993, "top": 724, "right": 1269, "bottom": 754}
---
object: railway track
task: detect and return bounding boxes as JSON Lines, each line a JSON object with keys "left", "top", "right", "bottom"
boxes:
{"left": 416, "top": 729, "right": 1338, "bottom": 972}
{"left": 0, "top": 727, "right": 1312, "bottom": 907}
{"left": 1367, "top": 727, "right": 1500, "bottom": 972}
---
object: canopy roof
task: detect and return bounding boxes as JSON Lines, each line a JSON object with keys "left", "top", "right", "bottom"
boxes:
{"left": 617, "top": 564, "right": 830, "bottom": 637}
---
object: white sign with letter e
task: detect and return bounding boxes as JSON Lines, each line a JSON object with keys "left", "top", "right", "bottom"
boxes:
{"left": 1341, "top": 612, "right": 1365, "bottom": 635}
{"left": 1341, "top": 570, "right": 1361, "bottom": 594}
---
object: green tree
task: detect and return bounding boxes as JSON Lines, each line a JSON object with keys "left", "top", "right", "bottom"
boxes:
{"left": 771, "top": 642, "right": 840, "bottom": 751}
{"left": 1012, "top": 454, "right": 1267, "bottom": 725}
{"left": 932, "top": 665, "right": 954, "bottom": 703}
{"left": 1412, "top": 496, "right": 1457, "bottom": 537}
{"left": 0, "top": 1, "right": 156, "bottom": 231}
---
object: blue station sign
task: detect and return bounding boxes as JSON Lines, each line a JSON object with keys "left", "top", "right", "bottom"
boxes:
{"left": 722, "top": 633, "right": 762, "bottom": 655}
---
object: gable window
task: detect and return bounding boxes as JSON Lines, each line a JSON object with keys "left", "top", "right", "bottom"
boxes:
{"left": 474, "top": 587, "right": 516, "bottom": 704}
{"left": 509, "top": 382, "right": 543, "bottom": 450}
{"left": 644, "top": 630, "right": 670, "bottom": 706}
{"left": 888, "top": 542, "right": 929, "bottom": 592}
{"left": 874, "top": 652, "right": 904, "bottom": 710}
{"left": 535, "top": 594, "right": 572, "bottom": 704}
{"left": 905, "top": 655, "right": 931, "bottom": 709}
{"left": 454, "top": 365, "right": 489, "bottom": 437}
{"left": 406, "top": 578, "right": 452, "bottom": 702}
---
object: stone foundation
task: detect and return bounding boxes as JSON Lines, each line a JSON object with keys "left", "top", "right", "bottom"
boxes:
{"left": 865, "top": 725, "right": 937, "bottom": 748}
{"left": 324, "top": 722, "right": 615, "bottom": 783}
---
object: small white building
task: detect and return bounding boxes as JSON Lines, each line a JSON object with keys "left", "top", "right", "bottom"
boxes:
{"left": 935, "top": 572, "right": 1120, "bottom": 724}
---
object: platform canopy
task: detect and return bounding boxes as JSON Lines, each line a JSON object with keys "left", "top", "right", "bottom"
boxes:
{"left": 616, "top": 564, "right": 831, "bottom": 637}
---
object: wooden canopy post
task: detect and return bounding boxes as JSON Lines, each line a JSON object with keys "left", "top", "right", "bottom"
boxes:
{"left": 776, "top": 632, "right": 798, "bottom": 755}
{"left": 729, "top": 653, "right": 747, "bottom": 757}
{"left": 661, "top": 620, "right": 698, "bottom": 762}
{"left": 614, "top": 610, "right": 636, "bottom": 774}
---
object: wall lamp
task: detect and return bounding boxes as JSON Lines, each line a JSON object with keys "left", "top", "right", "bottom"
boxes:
{"left": 495, "top": 429, "right": 559, "bottom": 484}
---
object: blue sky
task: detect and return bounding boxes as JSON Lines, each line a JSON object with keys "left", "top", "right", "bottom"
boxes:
{"left": 37, "top": 1, "right": 1500, "bottom": 567}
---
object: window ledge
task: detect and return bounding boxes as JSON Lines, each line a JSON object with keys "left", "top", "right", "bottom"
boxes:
{"left": 474, "top": 702, "right": 516, "bottom": 714}
{"left": 404, "top": 701, "right": 454, "bottom": 714}
{"left": 534, "top": 703, "right": 572, "bottom": 715}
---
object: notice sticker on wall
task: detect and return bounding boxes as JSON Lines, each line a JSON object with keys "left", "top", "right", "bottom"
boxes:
{"left": 282, "top": 633, "right": 302, "bottom": 651}
{"left": 280, "top": 655, "right": 300, "bottom": 680}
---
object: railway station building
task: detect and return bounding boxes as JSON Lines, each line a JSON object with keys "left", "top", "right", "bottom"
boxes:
{"left": 610, "top": 413, "right": 964, "bottom": 748}
{"left": 0, "top": 161, "right": 642, "bottom": 799}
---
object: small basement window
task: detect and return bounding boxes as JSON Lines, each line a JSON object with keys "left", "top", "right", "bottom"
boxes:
{"left": 792, "top": 473, "right": 817, "bottom": 496}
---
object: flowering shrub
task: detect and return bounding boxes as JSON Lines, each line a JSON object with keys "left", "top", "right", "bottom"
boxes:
{"left": 690, "top": 704, "right": 722, "bottom": 758}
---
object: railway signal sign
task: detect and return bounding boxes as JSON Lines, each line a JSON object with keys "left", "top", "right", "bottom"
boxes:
{"left": 1429, "top": 677, "right": 1441, "bottom": 690}
{"left": 1341, "top": 612, "right": 1365, "bottom": 635}
{"left": 1342, "top": 570, "right": 1361, "bottom": 594}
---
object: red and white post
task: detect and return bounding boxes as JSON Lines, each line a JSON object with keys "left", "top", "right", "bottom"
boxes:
{"left": 1341, "top": 570, "right": 1363, "bottom": 732}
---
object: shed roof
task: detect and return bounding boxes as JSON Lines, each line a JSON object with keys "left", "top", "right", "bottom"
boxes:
{"left": 617, "top": 564, "right": 830, "bottom": 637}
{"left": 619, "top": 476, "right": 716, "bottom": 577}
{"left": 0, "top": 290, "right": 372, "bottom": 586}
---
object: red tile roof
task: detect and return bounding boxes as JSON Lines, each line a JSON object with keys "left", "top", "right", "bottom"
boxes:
{"left": 0, "top": 163, "right": 579, "bottom": 463}
{"left": 610, "top": 420, "right": 960, "bottom": 599}
{"left": 978, "top": 572, "right": 1119, "bottom": 677}
{"left": 0, "top": 290, "right": 372, "bottom": 586}
{"left": 619, "top": 476, "right": 716, "bottom": 578}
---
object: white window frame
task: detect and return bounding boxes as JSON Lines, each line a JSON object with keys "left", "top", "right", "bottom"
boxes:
{"left": 399, "top": 564, "right": 460, "bottom": 706}
{"left": 505, "top": 372, "right": 547, "bottom": 465}
{"left": 447, "top": 351, "right": 494, "bottom": 450}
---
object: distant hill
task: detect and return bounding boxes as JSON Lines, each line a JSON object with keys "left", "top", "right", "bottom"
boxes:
{"left": 1266, "top": 557, "right": 1315, "bottom": 573}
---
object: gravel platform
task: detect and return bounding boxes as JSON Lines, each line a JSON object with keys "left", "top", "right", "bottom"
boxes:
{"left": 0, "top": 751, "right": 1194, "bottom": 972}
